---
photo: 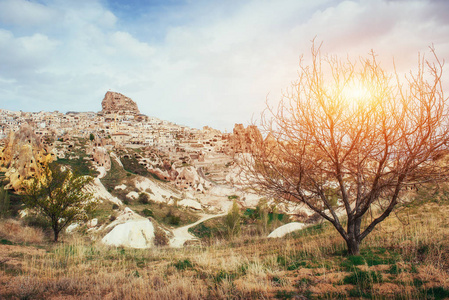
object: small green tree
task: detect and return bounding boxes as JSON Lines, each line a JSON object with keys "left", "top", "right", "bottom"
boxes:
{"left": 24, "top": 163, "right": 96, "bottom": 242}
{"left": 0, "top": 186, "right": 10, "bottom": 219}
{"left": 255, "top": 199, "right": 269, "bottom": 235}
{"left": 89, "top": 133, "right": 95, "bottom": 141}
{"left": 225, "top": 200, "right": 241, "bottom": 238}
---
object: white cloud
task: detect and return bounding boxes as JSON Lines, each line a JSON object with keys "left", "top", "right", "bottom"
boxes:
{"left": 110, "top": 31, "right": 156, "bottom": 58}
{"left": 0, "top": 29, "right": 59, "bottom": 78}
{"left": 0, "top": 0, "right": 58, "bottom": 27}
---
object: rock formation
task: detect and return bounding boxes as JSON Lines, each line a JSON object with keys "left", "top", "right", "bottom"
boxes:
{"left": 91, "top": 147, "right": 111, "bottom": 172}
{"left": 267, "top": 222, "right": 306, "bottom": 238}
{"left": 174, "top": 166, "right": 210, "bottom": 193}
{"left": 100, "top": 91, "right": 140, "bottom": 115}
{"left": 229, "top": 124, "right": 262, "bottom": 154}
{"left": 0, "top": 124, "right": 55, "bottom": 191}
{"left": 178, "top": 198, "right": 202, "bottom": 210}
{"left": 102, "top": 208, "right": 155, "bottom": 248}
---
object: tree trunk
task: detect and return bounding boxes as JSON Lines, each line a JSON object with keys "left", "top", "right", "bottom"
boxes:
{"left": 345, "top": 214, "right": 362, "bottom": 255}
{"left": 53, "top": 225, "right": 59, "bottom": 242}
{"left": 346, "top": 237, "right": 360, "bottom": 255}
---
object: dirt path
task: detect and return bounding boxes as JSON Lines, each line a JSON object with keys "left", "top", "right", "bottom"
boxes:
{"left": 169, "top": 212, "right": 227, "bottom": 248}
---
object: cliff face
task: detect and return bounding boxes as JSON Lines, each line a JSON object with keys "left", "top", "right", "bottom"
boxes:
{"left": 0, "top": 125, "right": 55, "bottom": 191}
{"left": 101, "top": 91, "right": 140, "bottom": 115}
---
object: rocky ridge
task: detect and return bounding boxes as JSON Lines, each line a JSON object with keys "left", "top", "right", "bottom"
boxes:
{"left": 101, "top": 91, "right": 140, "bottom": 116}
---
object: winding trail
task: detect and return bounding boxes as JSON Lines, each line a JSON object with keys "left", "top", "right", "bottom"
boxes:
{"left": 169, "top": 212, "right": 227, "bottom": 248}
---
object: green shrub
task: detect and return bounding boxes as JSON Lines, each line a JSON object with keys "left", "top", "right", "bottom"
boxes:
{"left": 423, "top": 287, "right": 449, "bottom": 299}
{"left": 56, "top": 157, "right": 98, "bottom": 177}
{"left": 164, "top": 210, "right": 180, "bottom": 226}
{"left": 189, "top": 222, "right": 214, "bottom": 238}
{"left": 224, "top": 200, "right": 241, "bottom": 238}
{"left": 256, "top": 199, "right": 269, "bottom": 234}
{"left": 0, "top": 186, "right": 10, "bottom": 219}
{"left": 387, "top": 264, "right": 403, "bottom": 275}
{"left": 138, "top": 193, "right": 150, "bottom": 204}
{"left": 343, "top": 268, "right": 382, "bottom": 294}
{"left": 275, "top": 290, "right": 296, "bottom": 299}
{"left": 23, "top": 213, "right": 50, "bottom": 230}
{"left": 1, "top": 239, "right": 13, "bottom": 245}
{"left": 188, "top": 219, "right": 225, "bottom": 240}
{"left": 214, "top": 269, "right": 238, "bottom": 283}
{"left": 173, "top": 259, "right": 193, "bottom": 270}
{"left": 142, "top": 209, "right": 153, "bottom": 217}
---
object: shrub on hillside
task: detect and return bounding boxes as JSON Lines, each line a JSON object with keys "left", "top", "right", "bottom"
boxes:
{"left": 0, "top": 186, "right": 10, "bottom": 219}
{"left": 225, "top": 200, "right": 241, "bottom": 238}
{"left": 153, "top": 226, "right": 169, "bottom": 246}
{"left": 138, "top": 193, "right": 150, "bottom": 204}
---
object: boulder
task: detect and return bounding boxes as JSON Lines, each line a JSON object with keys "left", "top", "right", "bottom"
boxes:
{"left": 178, "top": 199, "right": 202, "bottom": 210}
{"left": 66, "top": 223, "right": 79, "bottom": 233}
{"left": 126, "top": 191, "right": 139, "bottom": 200}
{"left": 87, "top": 218, "right": 98, "bottom": 228}
{"left": 268, "top": 222, "right": 306, "bottom": 238}
{"left": 115, "top": 184, "right": 127, "bottom": 190}
{"left": 102, "top": 219, "right": 155, "bottom": 249}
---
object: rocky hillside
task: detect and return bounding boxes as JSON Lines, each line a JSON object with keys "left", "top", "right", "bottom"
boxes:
{"left": 0, "top": 91, "right": 318, "bottom": 251}
{"left": 100, "top": 91, "right": 140, "bottom": 116}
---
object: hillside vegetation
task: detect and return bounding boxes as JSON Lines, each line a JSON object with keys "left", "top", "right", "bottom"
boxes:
{"left": 1, "top": 194, "right": 448, "bottom": 299}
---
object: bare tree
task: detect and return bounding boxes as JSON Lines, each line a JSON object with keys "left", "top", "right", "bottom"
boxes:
{"left": 241, "top": 43, "right": 448, "bottom": 255}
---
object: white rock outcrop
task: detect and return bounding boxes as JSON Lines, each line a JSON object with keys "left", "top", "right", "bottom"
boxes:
{"left": 268, "top": 222, "right": 306, "bottom": 238}
{"left": 87, "top": 218, "right": 98, "bottom": 228}
{"left": 134, "top": 177, "right": 178, "bottom": 203}
{"left": 85, "top": 178, "right": 123, "bottom": 206}
{"left": 66, "top": 223, "right": 79, "bottom": 233}
{"left": 126, "top": 191, "right": 139, "bottom": 200}
{"left": 178, "top": 199, "right": 202, "bottom": 210}
{"left": 102, "top": 219, "right": 155, "bottom": 248}
{"left": 101, "top": 207, "right": 155, "bottom": 249}
{"left": 115, "top": 184, "right": 127, "bottom": 190}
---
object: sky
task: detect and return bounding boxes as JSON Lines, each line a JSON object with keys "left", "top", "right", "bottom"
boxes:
{"left": 0, "top": 0, "right": 448, "bottom": 131}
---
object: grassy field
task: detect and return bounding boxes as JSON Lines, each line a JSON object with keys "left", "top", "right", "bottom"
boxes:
{"left": 1, "top": 197, "right": 449, "bottom": 299}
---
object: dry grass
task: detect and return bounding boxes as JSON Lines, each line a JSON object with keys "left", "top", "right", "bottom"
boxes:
{"left": 0, "top": 219, "right": 45, "bottom": 244}
{"left": 1, "top": 201, "right": 449, "bottom": 299}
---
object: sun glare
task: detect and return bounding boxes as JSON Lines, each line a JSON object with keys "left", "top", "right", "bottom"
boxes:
{"left": 341, "top": 81, "right": 372, "bottom": 105}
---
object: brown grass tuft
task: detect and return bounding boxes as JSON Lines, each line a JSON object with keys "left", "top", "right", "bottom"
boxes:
{"left": 0, "top": 219, "right": 45, "bottom": 244}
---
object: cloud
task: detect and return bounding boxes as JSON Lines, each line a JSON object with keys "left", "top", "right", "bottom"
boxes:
{"left": 110, "top": 31, "right": 156, "bottom": 58}
{"left": 0, "top": 0, "right": 58, "bottom": 27}
{"left": 0, "top": 29, "right": 59, "bottom": 78}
